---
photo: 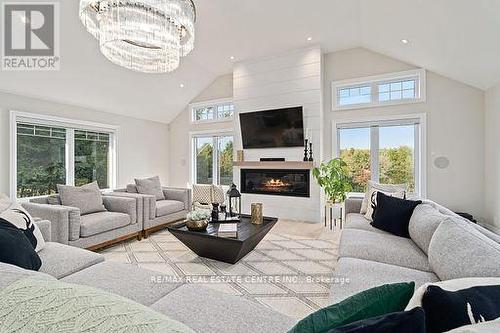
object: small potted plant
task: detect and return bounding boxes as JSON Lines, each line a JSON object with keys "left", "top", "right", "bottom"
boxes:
{"left": 186, "top": 209, "right": 211, "bottom": 231}
{"left": 312, "top": 158, "right": 352, "bottom": 204}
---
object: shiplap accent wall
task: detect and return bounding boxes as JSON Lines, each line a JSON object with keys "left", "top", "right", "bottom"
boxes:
{"left": 233, "top": 47, "right": 323, "bottom": 222}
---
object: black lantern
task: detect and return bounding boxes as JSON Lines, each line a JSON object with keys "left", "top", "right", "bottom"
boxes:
{"left": 226, "top": 183, "right": 241, "bottom": 217}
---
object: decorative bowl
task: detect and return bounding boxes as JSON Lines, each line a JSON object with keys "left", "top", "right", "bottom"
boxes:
{"left": 186, "top": 219, "right": 209, "bottom": 232}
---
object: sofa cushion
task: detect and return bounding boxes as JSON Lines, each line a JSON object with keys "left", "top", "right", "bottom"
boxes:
{"left": 0, "top": 219, "right": 41, "bottom": 271}
{"left": 57, "top": 181, "right": 106, "bottom": 215}
{"left": 345, "top": 213, "right": 390, "bottom": 235}
{"left": 340, "top": 229, "right": 432, "bottom": 272}
{"left": 135, "top": 176, "right": 165, "bottom": 201}
{"left": 331, "top": 258, "right": 439, "bottom": 304}
{"left": 62, "top": 262, "right": 182, "bottom": 306}
{"left": 80, "top": 211, "right": 130, "bottom": 237}
{"left": 38, "top": 242, "right": 104, "bottom": 279}
{"left": 290, "top": 282, "right": 415, "bottom": 333}
{"left": 428, "top": 219, "right": 500, "bottom": 280}
{"left": 151, "top": 284, "right": 295, "bottom": 333}
{"left": 193, "top": 184, "right": 212, "bottom": 204}
{"left": 0, "top": 278, "right": 195, "bottom": 333}
{"left": 360, "top": 181, "right": 407, "bottom": 215}
{"left": 0, "top": 262, "right": 54, "bottom": 291}
{"left": 329, "top": 307, "right": 426, "bottom": 333}
{"left": 0, "top": 201, "right": 45, "bottom": 252}
{"left": 371, "top": 192, "right": 421, "bottom": 238}
{"left": 409, "top": 204, "right": 450, "bottom": 255}
{"left": 156, "top": 200, "right": 185, "bottom": 217}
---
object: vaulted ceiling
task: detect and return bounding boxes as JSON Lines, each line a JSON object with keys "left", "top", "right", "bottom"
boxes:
{"left": 1, "top": 0, "right": 498, "bottom": 123}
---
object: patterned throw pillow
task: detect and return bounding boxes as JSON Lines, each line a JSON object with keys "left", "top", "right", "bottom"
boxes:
{"left": 364, "top": 187, "right": 406, "bottom": 221}
{"left": 193, "top": 184, "right": 212, "bottom": 205}
{"left": 0, "top": 202, "right": 45, "bottom": 252}
{"left": 360, "top": 181, "right": 407, "bottom": 215}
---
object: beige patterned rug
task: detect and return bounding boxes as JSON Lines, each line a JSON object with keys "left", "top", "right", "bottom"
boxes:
{"left": 99, "top": 220, "right": 340, "bottom": 320}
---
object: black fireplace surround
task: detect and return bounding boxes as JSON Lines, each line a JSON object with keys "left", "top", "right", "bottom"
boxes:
{"left": 241, "top": 169, "right": 310, "bottom": 198}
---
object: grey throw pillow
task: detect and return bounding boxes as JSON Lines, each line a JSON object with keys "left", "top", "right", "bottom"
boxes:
{"left": 135, "top": 176, "right": 165, "bottom": 201}
{"left": 57, "top": 182, "right": 106, "bottom": 215}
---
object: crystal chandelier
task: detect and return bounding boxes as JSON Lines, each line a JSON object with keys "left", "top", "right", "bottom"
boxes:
{"left": 79, "top": 0, "right": 196, "bottom": 73}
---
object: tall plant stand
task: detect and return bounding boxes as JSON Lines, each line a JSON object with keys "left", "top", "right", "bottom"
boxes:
{"left": 324, "top": 202, "right": 343, "bottom": 230}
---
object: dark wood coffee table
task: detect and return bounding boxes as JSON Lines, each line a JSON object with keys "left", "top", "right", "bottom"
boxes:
{"left": 167, "top": 215, "right": 278, "bottom": 264}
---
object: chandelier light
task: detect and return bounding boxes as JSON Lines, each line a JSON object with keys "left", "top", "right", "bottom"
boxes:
{"left": 79, "top": 0, "right": 196, "bottom": 73}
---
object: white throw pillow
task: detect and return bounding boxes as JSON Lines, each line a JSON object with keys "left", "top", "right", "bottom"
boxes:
{"left": 406, "top": 277, "right": 500, "bottom": 311}
{"left": 364, "top": 187, "right": 405, "bottom": 221}
{"left": 0, "top": 202, "right": 45, "bottom": 252}
{"left": 360, "top": 181, "right": 407, "bottom": 214}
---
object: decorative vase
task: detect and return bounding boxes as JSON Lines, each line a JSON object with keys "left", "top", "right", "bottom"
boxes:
{"left": 186, "top": 219, "right": 209, "bottom": 232}
{"left": 251, "top": 203, "right": 263, "bottom": 225}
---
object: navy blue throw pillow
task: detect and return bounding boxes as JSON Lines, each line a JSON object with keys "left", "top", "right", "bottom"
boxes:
{"left": 0, "top": 218, "right": 41, "bottom": 271}
{"left": 327, "top": 307, "right": 426, "bottom": 333}
{"left": 422, "top": 285, "right": 500, "bottom": 333}
{"left": 371, "top": 191, "right": 422, "bottom": 238}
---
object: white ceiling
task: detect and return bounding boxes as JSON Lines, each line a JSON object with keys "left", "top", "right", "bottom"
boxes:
{"left": 1, "top": 0, "right": 499, "bottom": 124}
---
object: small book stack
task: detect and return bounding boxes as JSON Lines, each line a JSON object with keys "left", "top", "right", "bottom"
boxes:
{"left": 217, "top": 223, "right": 238, "bottom": 238}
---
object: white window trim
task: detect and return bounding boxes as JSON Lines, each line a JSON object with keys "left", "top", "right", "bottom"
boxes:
{"left": 332, "top": 69, "right": 427, "bottom": 111}
{"left": 190, "top": 98, "right": 234, "bottom": 124}
{"left": 10, "top": 111, "right": 119, "bottom": 200}
{"left": 189, "top": 129, "right": 234, "bottom": 186}
{"left": 332, "top": 113, "right": 427, "bottom": 198}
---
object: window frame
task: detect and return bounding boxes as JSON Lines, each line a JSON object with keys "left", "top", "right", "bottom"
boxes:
{"left": 332, "top": 113, "right": 427, "bottom": 197}
{"left": 10, "top": 111, "right": 118, "bottom": 200}
{"left": 331, "top": 69, "right": 426, "bottom": 111}
{"left": 189, "top": 129, "right": 234, "bottom": 186}
{"left": 190, "top": 98, "right": 234, "bottom": 124}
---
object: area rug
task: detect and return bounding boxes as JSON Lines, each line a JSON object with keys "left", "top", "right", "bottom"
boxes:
{"left": 99, "top": 225, "right": 340, "bottom": 320}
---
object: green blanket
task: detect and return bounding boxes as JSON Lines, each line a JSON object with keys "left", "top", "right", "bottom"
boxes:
{"left": 0, "top": 277, "right": 195, "bottom": 333}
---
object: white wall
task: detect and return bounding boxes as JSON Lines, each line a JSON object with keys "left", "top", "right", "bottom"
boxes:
{"left": 324, "top": 48, "right": 485, "bottom": 220}
{"left": 233, "top": 47, "right": 323, "bottom": 222}
{"left": 0, "top": 91, "right": 170, "bottom": 195}
{"left": 485, "top": 83, "right": 500, "bottom": 230}
{"left": 168, "top": 74, "right": 233, "bottom": 187}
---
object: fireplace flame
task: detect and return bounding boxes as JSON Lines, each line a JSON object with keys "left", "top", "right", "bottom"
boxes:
{"left": 265, "top": 179, "right": 289, "bottom": 188}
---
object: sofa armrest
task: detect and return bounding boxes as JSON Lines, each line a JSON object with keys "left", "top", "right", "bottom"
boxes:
{"left": 102, "top": 196, "right": 137, "bottom": 224}
{"left": 104, "top": 192, "right": 152, "bottom": 225}
{"left": 344, "top": 197, "right": 364, "bottom": 215}
{"left": 35, "top": 220, "right": 51, "bottom": 242}
{"left": 22, "top": 202, "right": 80, "bottom": 244}
{"left": 163, "top": 187, "right": 192, "bottom": 211}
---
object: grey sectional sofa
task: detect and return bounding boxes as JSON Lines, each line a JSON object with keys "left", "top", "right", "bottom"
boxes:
{"left": 331, "top": 197, "right": 500, "bottom": 303}
{"left": 0, "top": 220, "right": 294, "bottom": 333}
{"left": 23, "top": 195, "right": 141, "bottom": 250}
{"left": 111, "top": 185, "right": 191, "bottom": 237}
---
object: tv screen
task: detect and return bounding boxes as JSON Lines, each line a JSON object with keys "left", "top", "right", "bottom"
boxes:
{"left": 240, "top": 107, "right": 304, "bottom": 149}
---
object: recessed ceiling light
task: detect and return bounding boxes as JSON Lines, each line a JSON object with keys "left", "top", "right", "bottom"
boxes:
{"left": 230, "top": 56, "right": 235, "bottom": 60}
{"left": 401, "top": 39, "right": 409, "bottom": 44}
{"left": 307, "top": 37, "right": 313, "bottom": 41}
{"left": 179, "top": 83, "right": 185, "bottom": 88}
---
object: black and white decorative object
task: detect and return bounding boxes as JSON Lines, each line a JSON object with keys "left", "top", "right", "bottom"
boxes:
{"left": 308, "top": 142, "right": 314, "bottom": 162}
{"left": 303, "top": 139, "right": 309, "bottom": 161}
{"left": 226, "top": 183, "right": 241, "bottom": 217}
{"left": 0, "top": 203, "right": 45, "bottom": 252}
{"left": 0, "top": 219, "right": 42, "bottom": 271}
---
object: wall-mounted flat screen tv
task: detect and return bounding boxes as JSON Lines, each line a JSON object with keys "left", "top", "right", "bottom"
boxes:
{"left": 240, "top": 107, "right": 304, "bottom": 149}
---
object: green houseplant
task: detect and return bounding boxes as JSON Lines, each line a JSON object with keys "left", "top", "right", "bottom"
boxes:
{"left": 312, "top": 158, "right": 352, "bottom": 203}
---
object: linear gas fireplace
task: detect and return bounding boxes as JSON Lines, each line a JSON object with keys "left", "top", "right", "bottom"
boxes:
{"left": 241, "top": 169, "right": 310, "bottom": 198}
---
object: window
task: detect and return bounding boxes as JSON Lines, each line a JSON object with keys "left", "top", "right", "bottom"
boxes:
{"left": 11, "top": 112, "right": 117, "bottom": 199}
{"left": 332, "top": 69, "right": 426, "bottom": 110}
{"left": 337, "top": 118, "right": 422, "bottom": 194}
{"left": 191, "top": 99, "right": 234, "bottom": 123}
{"left": 192, "top": 134, "right": 234, "bottom": 186}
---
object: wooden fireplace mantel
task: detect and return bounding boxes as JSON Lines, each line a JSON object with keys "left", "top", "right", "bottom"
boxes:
{"left": 232, "top": 161, "right": 314, "bottom": 169}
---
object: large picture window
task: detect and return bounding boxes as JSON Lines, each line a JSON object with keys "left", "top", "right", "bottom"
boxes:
{"left": 336, "top": 118, "right": 422, "bottom": 195}
{"left": 11, "top": 112, "right": 117, "bottom": 199}
{"left": 192, "top": 134, "right": 234, "bottom": 186}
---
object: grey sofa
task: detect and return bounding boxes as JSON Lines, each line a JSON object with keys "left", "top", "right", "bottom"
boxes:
{"left": 111, "top": 185, "right": 191, "bottom": 237}
{"left": 331, "top": 197, "right": 500, "bottom": 303}
{"left": 23, "top": 195, "right": 140, "bottom": 250}
{"left": 0, "top": 220, "right": 295, "bottom": 333}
